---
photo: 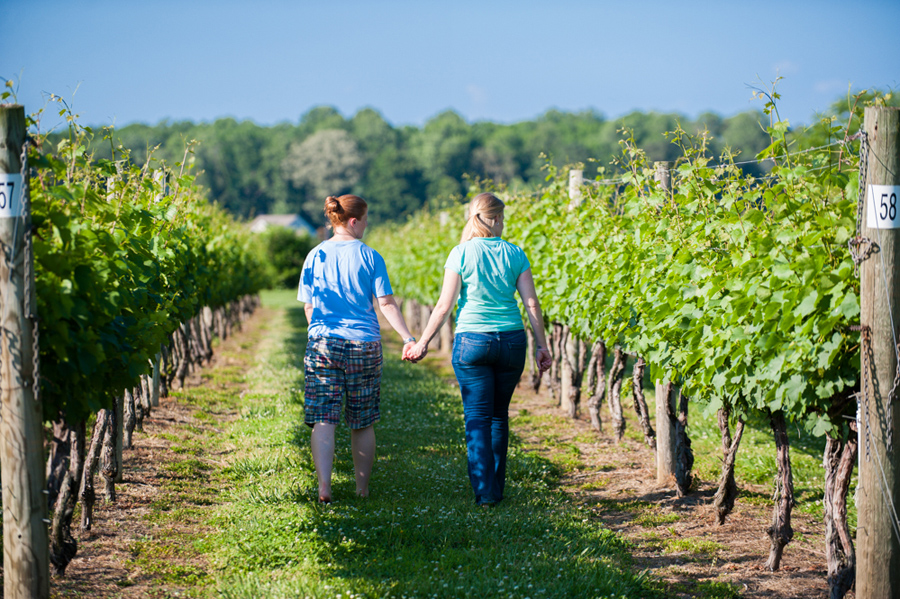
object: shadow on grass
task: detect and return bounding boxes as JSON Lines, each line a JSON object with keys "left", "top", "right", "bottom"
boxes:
{"left": 220, "top": 305, "right": 663, "bottom": 598}
{"left": 287, "top": 340, "right": 659, "bottom": 597}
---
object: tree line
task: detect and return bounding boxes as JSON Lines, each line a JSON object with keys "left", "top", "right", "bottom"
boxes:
{"left": 81, "top": 105, "right": 780, "bottom": 226}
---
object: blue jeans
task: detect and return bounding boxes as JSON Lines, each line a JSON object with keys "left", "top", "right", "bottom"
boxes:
{"left": 452, "top": 330, "right": 527, "bottom": 505}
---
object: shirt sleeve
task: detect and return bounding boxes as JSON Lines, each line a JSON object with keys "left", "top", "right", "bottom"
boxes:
{"left": 518, "top": 246, "right": 531, "bottom": 276}
{"left": 372, "top": 251, "right": 393, "bottom": 298}
{"left": 297, "top": 250, "right": 315, "bottom": 303}
{"left": 444, "top": 245, "right": 462, "bottom": 274}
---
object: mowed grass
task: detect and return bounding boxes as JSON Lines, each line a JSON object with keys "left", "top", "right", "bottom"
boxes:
{"left": 176, "top": 289, "right": 663, "bottom": 599}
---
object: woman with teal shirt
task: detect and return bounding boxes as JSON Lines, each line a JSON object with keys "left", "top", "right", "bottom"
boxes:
{"left": 405, "top": 192, "right": 552, "bottom": 506}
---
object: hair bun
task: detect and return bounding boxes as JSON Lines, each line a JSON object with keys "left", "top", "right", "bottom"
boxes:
{"left": 325, "top": 196, "right": 343, "bottom": 214}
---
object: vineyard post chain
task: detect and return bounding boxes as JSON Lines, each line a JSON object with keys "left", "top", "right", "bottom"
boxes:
{"left": 0, "top": 104, "right": 50, "bottom": 599}
{"left": 856, "top": 105, "right": 900, "bottom": 599}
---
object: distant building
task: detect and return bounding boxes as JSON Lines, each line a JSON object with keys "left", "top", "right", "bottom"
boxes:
{"left": 248, "top": 214, "right": 318, "bottom": 238}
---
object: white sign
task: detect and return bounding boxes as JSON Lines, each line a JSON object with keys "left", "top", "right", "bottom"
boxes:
{"left": 867, "top": 185, "right": 900, "bottom": 229}
{"left": 0, "top": 174, "right": 23, "bottom": 218}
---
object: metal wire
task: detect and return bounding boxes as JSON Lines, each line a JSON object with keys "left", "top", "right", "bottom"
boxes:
{"left": 849, "top": 133, "right": 872, "bottom": 274}
{"left": 859, "top": 366, "right": 900, "bottom": 546}
{"left": 19, "top": 139, "right": 39, "bottom": 402}
{"left": 860, "top": 326, "right": 873, "bottom": 462}
{"left": 580, "top": 139, "right": 848, "bottom": 189}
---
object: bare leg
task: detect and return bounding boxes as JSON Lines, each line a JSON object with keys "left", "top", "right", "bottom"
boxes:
{"left": 311, "top": 423, "right": 337, "bottom": 502}
{"left": 351, "top": 425, "right": 376, "bottom": 497}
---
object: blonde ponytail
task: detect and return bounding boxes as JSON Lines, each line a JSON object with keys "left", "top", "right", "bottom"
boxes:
{"left": 460, "top": 192, "right": 504, "bottom": 243}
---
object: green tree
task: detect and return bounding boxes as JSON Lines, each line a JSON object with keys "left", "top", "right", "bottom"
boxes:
{"left": 297, "top": 106, "right": 348, "bottom": 137}
{"left": 410, "top": 110, "right": 474, "bottom": 199}
{"left": 282, "top": 129, "right": 366, "bottom": 218}
{"left": 256, "top": 226, "right": 316, "bottom": 289}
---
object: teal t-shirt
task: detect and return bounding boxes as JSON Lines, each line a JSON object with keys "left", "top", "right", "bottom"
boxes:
{"left": 444, "top": 237, "right": 531, "bottom": 333}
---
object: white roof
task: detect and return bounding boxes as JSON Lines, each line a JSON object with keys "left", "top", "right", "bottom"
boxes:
{"left": 248, "top": 214, "right": 317, "bottom": 236}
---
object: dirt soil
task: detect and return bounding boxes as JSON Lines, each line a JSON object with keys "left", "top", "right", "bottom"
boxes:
{"left": 43, "top": 307, "right": 848, "bottom": 598}
{"left": 47, "top": 308, "right": 268, "bottom": 599}
{"left": 508, "top": 380, "right": 848, "bottom": 599}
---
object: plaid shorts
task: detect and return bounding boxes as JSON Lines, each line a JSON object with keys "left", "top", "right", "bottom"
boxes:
{"left": 304, "top": 336, "right": 383, "bottom": 429}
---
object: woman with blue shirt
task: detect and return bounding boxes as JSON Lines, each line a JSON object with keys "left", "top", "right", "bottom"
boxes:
{"left": 299, "top": 194, "right": 416, "bottom": 503}
{"left": 404, "top": 192, "right": 552, "bottom": 507}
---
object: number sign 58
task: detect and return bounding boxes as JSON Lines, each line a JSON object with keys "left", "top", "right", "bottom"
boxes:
{"left": 0, "top": 174, "right": 23, "bottom": 218}
{"left": 867, "top": 185, "right": 900, "bottom": 229}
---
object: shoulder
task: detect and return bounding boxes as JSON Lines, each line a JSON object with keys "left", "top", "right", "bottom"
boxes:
{"left": 303, "top": 242, "right": 328, "bottom": 264}
{"left": 357, "top": 241, "right": 388, "bottom": 268}
{"left": 358, "top": 241, "right": 383, "bottom": 260}
{"left": 500, "top": 239, "right": 526, "bottom": 255}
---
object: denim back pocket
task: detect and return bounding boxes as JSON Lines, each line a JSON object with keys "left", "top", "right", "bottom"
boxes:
{"left": 502, "top": 331, "right": 527, "bottom": 370}
{"left": 453, "top": 334, "right": 493, "bottom": 366}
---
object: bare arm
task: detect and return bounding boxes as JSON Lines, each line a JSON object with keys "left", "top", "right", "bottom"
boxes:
{"left": 304, "top": 303, "right": 313, "bottom": 327}
{"left": 405, "top": 270, "right": 461, "bottom": 362}
{"left": 516, "top": 268, "right": 552, "bottom": 373}
{"left": 376, "top": 294, "right": 415, "bottom": 343}
{"left": 421, "top": 270, "right": 461, "bottom": 347}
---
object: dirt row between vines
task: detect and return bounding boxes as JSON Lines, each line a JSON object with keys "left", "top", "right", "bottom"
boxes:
{"left": 46, "top": 304, "right": 841, "bottom": 598}
{"left": 48, "top": 307, "right": 272, "bottom": 598}
{"left": 508, "top": 381, "right": 840, "bottom": 599}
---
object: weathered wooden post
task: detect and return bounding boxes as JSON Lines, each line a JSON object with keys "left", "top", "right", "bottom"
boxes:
{"left": 561, "top": 170, "right": 586, "bottom": 416}
{"left": 439, "top": 313, "right": 453, "bottom": 354}
{"left": 857, "top": 105, "right": 900, "bottom": 599}
{"left": 151, "top": 352, "right": 161, "bottom": 407}
{"left": 653, "top": 161, "right": 677, "bottom": 485}
{"left": 0, "top": 104, "right": 50, "bottom": 598}
{"left": 567, "top": 168, "right": 583, "bottom": 210}
{"left": 419, "top": 304, "right": 433, "bottom": 349}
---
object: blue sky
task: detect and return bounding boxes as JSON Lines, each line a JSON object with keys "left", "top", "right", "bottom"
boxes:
{"left": 2, "top": 0, "right": 898, "bottom": 131}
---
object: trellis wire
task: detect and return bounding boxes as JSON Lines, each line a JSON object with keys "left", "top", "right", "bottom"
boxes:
{"left": 581, "top": 138, "right": 848, "bottom": 188}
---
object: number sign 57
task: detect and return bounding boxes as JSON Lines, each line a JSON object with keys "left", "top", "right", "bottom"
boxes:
{"left": 0, "top": 174, "right": 23, "bottom": 218}
{"left": 867, "top": 185, "right": 900, "bottom": 229}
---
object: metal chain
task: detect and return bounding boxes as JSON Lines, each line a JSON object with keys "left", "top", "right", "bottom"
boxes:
{"left": 888, "top": 328, "right": 900, "bottom": 454}
{"left": 18, "top": 138, "right": 39, "bottom": 401}
{"left": 855, "top": 325, "right": 873, "bottom": 461}
{"left": 855, "top": 131, "right": 868, "bottom": 237}
{"left": 849, "top": 131, "right": 872, "bottom": 273}
{"left": 890, "top": 346, "right": 896, "bottom": 453}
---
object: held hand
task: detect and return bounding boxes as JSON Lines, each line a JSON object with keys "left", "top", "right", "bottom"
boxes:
{"left": 536, "top": 347, "right": 552, "bottom": 375}
{"left": 404, "top": 341, "right": 428, "bottom": 363}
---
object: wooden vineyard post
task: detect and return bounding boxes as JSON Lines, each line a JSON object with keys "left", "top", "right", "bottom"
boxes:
{"left": 654, "top": 161, "right": 677, "bottom": 486}
{"left": 419, "top": 304, "right": 433, "bottom": 349}
{"left": 151, "top": 351, "right": 161, "bottom": 407}
{"left": 567, "top": 168, "right": 583, "bottom": 210}
{"left": 0, "top": 105, "right": 50, "bottom": 598}
{"left": 114, "top": 392, "right": 124, "bottom": 482}
{"left": 436, "top": 211, "right": 454, "bottom": 354}
{"left": 857, "top": 105, "right": 900, "bottom": 599}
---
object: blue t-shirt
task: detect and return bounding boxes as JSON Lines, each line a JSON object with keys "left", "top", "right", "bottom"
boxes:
{"left": 444, "top": 237, "right": 531, "bottom": 333}
{"left": 298, "top": 239, "right": 393, "bottom": 342}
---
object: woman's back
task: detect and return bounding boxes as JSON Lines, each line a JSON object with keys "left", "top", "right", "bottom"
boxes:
{"left": 299, "top": 239, "right": 392, "bottom": 341}
{"left": 445, "top": 237, "right": 529, "bottom": 333}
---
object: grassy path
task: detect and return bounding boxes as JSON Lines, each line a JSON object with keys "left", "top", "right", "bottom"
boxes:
{"left": 184, "top": 289, "right": 659, "bottom": 598}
